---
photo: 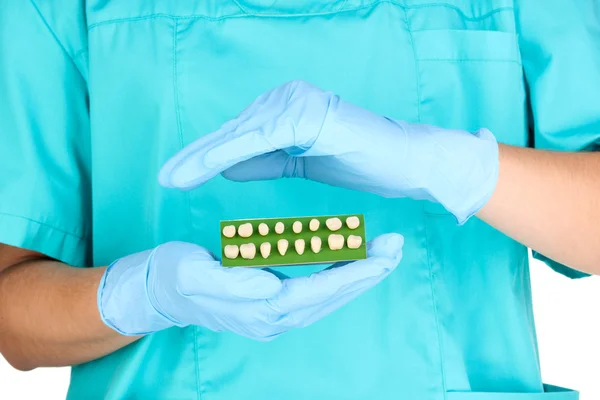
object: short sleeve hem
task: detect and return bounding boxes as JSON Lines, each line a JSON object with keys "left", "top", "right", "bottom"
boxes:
{"left": 0, "top": 212, "right": 89, "bottom": 267}
{"left": 532, "top": 251, "right": 590, "bottom": 280}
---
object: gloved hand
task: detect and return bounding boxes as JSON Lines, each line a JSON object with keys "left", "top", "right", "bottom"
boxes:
{"left": 159, "top": 80, "right": 499, "bottom": 224}
{"left": 98, "top": 234, "right": 403, "bottom": 340}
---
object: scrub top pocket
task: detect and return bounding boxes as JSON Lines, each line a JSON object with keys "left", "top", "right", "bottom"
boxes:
{"left": 408, "top": 24, "right": 552, "bottom": 396}
{"left": 446, "top": 384, "right": 579, "bottom": 399}
{"left": 412, "top": 28, "right": 526, "bottom": 141}
{"left": 410, "top": 29, "right": 527, "bottom": 216}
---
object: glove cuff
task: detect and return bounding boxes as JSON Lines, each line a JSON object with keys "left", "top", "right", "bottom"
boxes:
{"left": 97, "top": 249, "right": 177, "bottom": 336}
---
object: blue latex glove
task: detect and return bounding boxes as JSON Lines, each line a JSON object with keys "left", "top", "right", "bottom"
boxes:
{"left": 98, "top": 234, "right": 403, "bottom": 340}
{"left": 159, "top": 80, "right": 499, "bottom": 224}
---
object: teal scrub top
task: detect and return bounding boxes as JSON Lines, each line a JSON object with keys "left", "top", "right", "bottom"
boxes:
{"left": 1, "top": 1, "right": 598, "bottom": 399}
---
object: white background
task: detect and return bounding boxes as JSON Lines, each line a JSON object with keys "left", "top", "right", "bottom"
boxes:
{"left": 1, "top": 257, "right": 598, "bottom": 399}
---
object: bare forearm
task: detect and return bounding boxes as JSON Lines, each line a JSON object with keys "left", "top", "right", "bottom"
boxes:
{"left": 478, "top": 145, "right": 600, "bottom": 275}
{"left": 0, "top": 260, "right": 138, "bottom": 370}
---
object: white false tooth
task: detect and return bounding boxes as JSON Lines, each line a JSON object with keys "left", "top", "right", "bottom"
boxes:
{"left": 310, "top": 236, "right": 322, "bottom": 253}
{"left": 346, "top": 216, "right": 360, "bottom": 230}
{"left": 292, "top": 221, "right": 303, "bottom": 234}
{"left": 347, "top": 235, "right": 363, "bottom": 249}
{"left": 326, "top": 217, "right": 342, "bottom": 231}
{"left": 258, "top": 223, "right": 269, "bottom": 236}
{"left": 328, "top": 234, "right": 344, "bottom": 250}
{"left": 275, "top": 222, "right": 285, "bottom": 234}
{"left": 238, "top": 223, "right": 253, "bottom": 238}
{"left": 240, "top": 243, "right": 256, "bottom": 259}
{"left": 295, "top": 239, "right": 305, "bottom": 255}
{"left": 309, "top": 219, "right": 320, "bottom": 231}
{"left": 260, "top": 242, "right": 271, "bottom": 259}
{"left": 224, "top": 245, "right": 239, "bottom": 259}
{"left": 277, "top": 239, "right": 289, "bottom": 256}
{"left": 222, "top": 225, "right": 236, "bottom": 238}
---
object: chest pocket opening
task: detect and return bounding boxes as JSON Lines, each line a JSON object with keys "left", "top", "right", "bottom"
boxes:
{"left": 410, "top": 29, "right": 525, "bottom": 216}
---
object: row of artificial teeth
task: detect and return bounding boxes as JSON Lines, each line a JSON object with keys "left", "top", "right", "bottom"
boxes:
{"left": 223, "top": 216, "right": 360, "bottom": 238}
{"left": 223, "top": 234, "right": 363, "bottom": 260}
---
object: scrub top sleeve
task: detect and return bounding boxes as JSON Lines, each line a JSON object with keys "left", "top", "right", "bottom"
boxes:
{"left": 516, "top": 0, "right": 600, "bottom": 279}
{"left": 0, "top": 1, "right": 91, "bottom": 267}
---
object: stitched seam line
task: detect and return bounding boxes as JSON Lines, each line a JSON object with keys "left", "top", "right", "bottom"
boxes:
{"left": 335, "top": 0, "right": 350, "bottom": 12}
{"left": 230, "top": 0, "right": 250, "bottom": 14}
{"left": 423, "top": 210, "right": 448, "bottom": 398}
{"left": 194, "top": 327, "right": 201, "bottom": 399}
{"left": 403, "top": 8, "right": 421, "bottom": 123}
{"left": 172, "top": 21, "right": 200, "bottom": 398}
{"left": 423, "top": 211, "right": 452, "bottom": 217}
{"left": 29, "top": 0, "right": 86, "bottom": 79}
{"left": 173, "top": 20, "right": 183, "bottom": 150}
{"left": 88, "top": 2, "right": 514, "bottom": 30}
{"left": 419, "top": 58, "right": 522, "bottom": 65}
{"left": 0, "top": 211, "right": 86, "bottom": 239}
{"left": 172, "top": 20, "right": 194, "bottom": 250}
{"left": 172, "top": 21, "right": 194, "bottom": 246}
{"left": 73, "top": 47, "right": 89, "bottom": 60}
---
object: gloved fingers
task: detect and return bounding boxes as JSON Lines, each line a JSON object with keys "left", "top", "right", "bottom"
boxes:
{"left": 472, "top": 127, "right": 496, "bottom": 141}
{"left": 264, "top": 233, "right": 403, "bottom": 314}
{"left": 202, "top": 127, "right": 297, "bottom": 171}
{"left": 365, "top": 232, "right": 405, "bottom": 260}
{"left": 221, "top": 151, "right": 305, "bottom": 182}
{"left": 180, "top": 235, "right": 402, "bottom": 341}
{"left": 157, "top": 122, "right": 241, "bottom": 189}
{"left": 158, "top": 128, "right": 297, "bottom": 190}
{"left": 158, "top": 84, "right": 296, "bottom": 190}
{"left": 180, "top": 294, "right": 287, "bottom": 341}
{"left": 261, "top": 267, "right": 291, "bottom": 280}
{"left": 290, "top": 234, "right": 407, "bottom": 327}
{"left": 178, "top": 260, "right": 283, "bottom": 300}
{"left": 276, "top": 272, "right": 388, "bottom": 330}
{"left": 324, "top": 232, "right": 404, "bottom": 272}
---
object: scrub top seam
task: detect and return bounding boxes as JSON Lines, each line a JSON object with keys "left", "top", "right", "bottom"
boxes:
{"left": 193, "top": 326, "right": 201, "bottom": 399}
{"left": 173, "top": 20, "right": 183, "bottom": 151}
{"left": 172, "top": 26, "right": 198, "bottom": 398}
{"left": 422, "top": 211, "right": 448, "bottom": 398}
{"left": 335, "top": 0, "right": 350, "bottom": 12}
{"left": 73, "top": 47, "right": 89, "bottom": 60}
{"left": 0, "top": 211, "right": 87, "bottom": 239}
{"left": 87, "top": 3, "right": 514, "bottom": 30}
{"left": 171, "top": 20, "right": 195, "bottom": 244}
{"left": 418, "top": 58, "right": 522, "bottom": 65}
{"left": 403, "top": 8, "right": 422, "bottom": 123}
{"left": 29, "top": 0, "right": 87, "bottom": 80}
{"left": 524, "top": 254, "right": 544, "bottom": 384}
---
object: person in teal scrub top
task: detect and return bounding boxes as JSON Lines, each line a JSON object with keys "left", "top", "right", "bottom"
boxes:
{"left": 1, "top": 1, "right": 599, "bottom": 399}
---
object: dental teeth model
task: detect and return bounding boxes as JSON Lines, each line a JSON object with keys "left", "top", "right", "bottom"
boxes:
{"left": 309, "top": 219, "right": 320, "bottom": 231}
{"left": 347, "top": 235, "right": 363, "bottom": 249}
{"left": 311, "top": 236, "right": 322, "bottom": 254}
{"left": 325, "top": 217, "right": 342, "bottom": 231}
{"left": 328, "top": 234, "right": 344, "bottom": 250}
{"left": 275, "top": 222, "right": 285, "bottom": 234}
{"left": 346, "top": 216, "right": 360, "bottom": 230}
{"left": 224, "top": 245, "right": 239, "bottom": 259}
{"left": 260, "top": 242, "right": 271, "bottom": 258}
{"left": 278, "top": 239, "right": 289, "bottom": 256}
{"left": 237, "top": 223, "right": 253, "bottom": 238}
{"left": 220, "top": 214, "right": 366, "bottom": 267}
{"left": 295, "top": 239, "right": 305, "bottom": 255}
{"left": 292, "top": 221, "right": 303, "bottom": 234}
{"left": 258, "top": 223, "right": 269, "bottom": 236}
{"left": 240, "top": 243, "right": 256, "bottom": 260}
{"left": 222, "top": 225, "right": 236, "bottom": 238}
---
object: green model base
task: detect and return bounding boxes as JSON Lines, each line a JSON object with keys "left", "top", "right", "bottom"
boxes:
{"left": 220, "top": 214, "right": 367, "bottom": 267}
